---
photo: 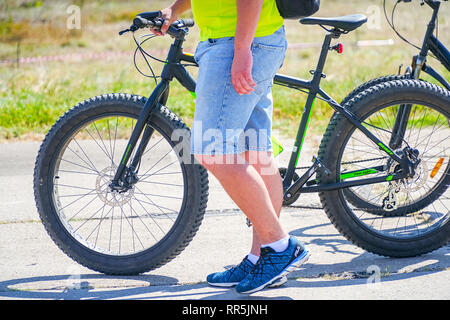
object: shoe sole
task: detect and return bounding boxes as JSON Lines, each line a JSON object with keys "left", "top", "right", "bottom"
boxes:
{"left": 237, "top": 249, "right": 311, "bottom": 295}
{"left": 207, "top": 281, "right": 239, "bottom": 288}
{"left": 207, "top": 276, "right": 288, "bottom": 288}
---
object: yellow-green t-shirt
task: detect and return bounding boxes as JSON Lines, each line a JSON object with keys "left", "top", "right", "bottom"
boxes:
{"left": 191, "top": 0, "right": 284, "bottom": 41}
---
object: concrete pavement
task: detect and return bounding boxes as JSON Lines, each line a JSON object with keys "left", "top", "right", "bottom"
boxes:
{"left": 0, "top": 139, "right": 449, "bottom": 300}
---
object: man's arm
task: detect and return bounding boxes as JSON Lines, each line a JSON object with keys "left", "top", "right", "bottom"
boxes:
{"left": 152, "top": 0, "right": 191, "bottom": 36}
{"left": 232, "top": 0, "right": 263, "bottom": 95}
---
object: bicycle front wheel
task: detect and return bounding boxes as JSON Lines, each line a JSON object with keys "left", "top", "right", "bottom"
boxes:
{"left": 34, "top": 93, "right": 209, "bottom": 274}
{"left": 318, "top": 80, "right": 450, "bottom": 257}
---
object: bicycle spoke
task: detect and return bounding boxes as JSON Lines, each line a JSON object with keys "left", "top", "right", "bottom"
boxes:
{"left": 137, "top": 180, "right": 184, "bottom": 187}
{"left": 134, "top": 185, "right": 178, "bottom": 221}
{"left": 339, "top": 100, "right": 449, "bottom": 241}
{"left": 57, "top": 187, "right": 98, "bottom": 212}
{"left": 129, "top": 195, "right": 164, "bottom": 239}
{"left": 106, "top": 119, "right": 114, "bottom": 165}
{"left": 93, "top": 122, "right": 113, "bottom": 161}
{"left": 84, "top": 127, "right": 115, "bottom": 164}
{"left": 129, "top": 195, "right": 179, "bottom": 215}
{"left": 58, "top": 157, "right": 99, "bottom": 175}
{"left": 138, "top": 148, "right": 175, "bottom": 180}
{"left": 46, "top": 108, "right": 190, "bottom": 258}
{"left": 72, "top": 138, "right": 100, "bottom": 173}
{"left": 72, "top": 202, "right": 109, "bottom": 234}
{"left": 87, "top": 205, "right": 113, "bottom": 244}
{"left": 57, "top": 169, "right": 99, "bottom": 176}
{"left": 112, "top": 116, "right": 119, "bottom": 165}
{"left": 141, "top": 136, "right": 165, "bottom": 158}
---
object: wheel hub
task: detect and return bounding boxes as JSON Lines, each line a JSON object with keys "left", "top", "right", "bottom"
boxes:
{"left": 390, "top": 160, "right": 427, "bottom": 193}
{"left": 387, "top": 148, "right": 427, "bottom": 193}
{"left": 96, "top": 166, "right": 134, "bottom": 207}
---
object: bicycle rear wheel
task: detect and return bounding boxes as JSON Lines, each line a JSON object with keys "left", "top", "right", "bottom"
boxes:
{"left": 34, "top": 93, "right": 209, "bottom": 274}
{"left": 318, "top": 80, "right": 449, "bottom": 257}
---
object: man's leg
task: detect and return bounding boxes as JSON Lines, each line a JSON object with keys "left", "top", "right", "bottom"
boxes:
{"left": 243, "top": 151, "right": 283, "bottom": 257}
{"left": 195, "top": 153, "right": 287, "bottom": 245}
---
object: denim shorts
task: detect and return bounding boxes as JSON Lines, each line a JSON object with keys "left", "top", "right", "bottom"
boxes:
{"left": 191, "top": 26, "right": 287, "bottom": 155}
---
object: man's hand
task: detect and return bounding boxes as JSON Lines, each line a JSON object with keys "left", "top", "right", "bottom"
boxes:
{"left": 232, "top": 0, "right": 263, "bottom": 95}
{"left": 150, "top": 7, "right": 177, "bottom": 36}
{"left": 231, "top": 48, "right": 256, "bottom": 95}
{"left": 150, "top": 0, "right": 191, "bottom": 36}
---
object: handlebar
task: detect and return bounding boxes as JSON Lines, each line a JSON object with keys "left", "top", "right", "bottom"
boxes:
{"left": 119, "top": 11, "right": 195, "bottom": 38}
{"left": 398, "top": 0, "right": 447, "bottom": 7}
{"left": 133, "top": 16, "right": 195, "bottom": 29}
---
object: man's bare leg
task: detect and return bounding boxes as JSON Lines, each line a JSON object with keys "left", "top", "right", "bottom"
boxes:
{"left": 244, "top": 151, "right": 283, "bottom": 257}
{"left": 195, "top": 153, "right": 287, "bottom": 245}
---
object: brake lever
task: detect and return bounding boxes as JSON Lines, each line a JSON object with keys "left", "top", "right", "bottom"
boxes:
{"left": 119, "top": 15, "right": 156, "bottom": 36}
{"left": 151, "top": 17, "right": 164, "bottom": 33}
{"left": 119, "top": 28, "right": 130, "bottom": 36}
{"left": 119, "top": 25, "right": 138, "bottom": 36}
{"left": 119, "top": 17, "right": 187, "bottom": 38}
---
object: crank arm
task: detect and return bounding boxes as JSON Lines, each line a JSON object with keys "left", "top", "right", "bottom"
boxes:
{"left": 284, "top": 156, "right": 330, "bottom": 201}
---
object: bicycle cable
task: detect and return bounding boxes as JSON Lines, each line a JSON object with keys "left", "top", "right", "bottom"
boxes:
{"left": 383, "top": 0, "right": 439, "bottom": 60}
{"left": 132, "top": 32, "right": 198, "bottom": 83}
{"left": 132, "top": 32, "right": 163, "bottom": 85}
{"left": 384, "top": 0, "right": 422, "bottom": 51}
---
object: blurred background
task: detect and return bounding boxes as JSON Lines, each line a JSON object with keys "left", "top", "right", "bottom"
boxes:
{"left": 0, "top": 0, "right": 449, "bottom": 140}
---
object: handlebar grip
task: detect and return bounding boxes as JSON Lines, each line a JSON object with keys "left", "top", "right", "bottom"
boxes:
{"left": 127, "top": 15, "right": 195, "bottom": 36}
{"left": 137, "top": 11, "right": 162, "bottom": 20}
{"left": 133, "top": 16, "right": 153, "bottom": 28}
{"left": 180, "top": 19, "right": 195, "bottom": 27}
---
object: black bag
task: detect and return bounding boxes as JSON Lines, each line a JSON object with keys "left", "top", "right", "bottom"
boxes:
{"left": 276, "top": 0, "right": 320, "bottom": 19}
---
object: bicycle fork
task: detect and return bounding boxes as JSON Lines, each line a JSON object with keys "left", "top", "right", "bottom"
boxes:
{"left": 110, "top": 81, "right": 169, "bottom": 192}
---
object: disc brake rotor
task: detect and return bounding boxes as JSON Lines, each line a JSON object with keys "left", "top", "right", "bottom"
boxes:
{"left": 96, "top": 166, "right": 134, "bottom": 207}
{"left": 389, "top": 158, "right": 428, "bottom": 193}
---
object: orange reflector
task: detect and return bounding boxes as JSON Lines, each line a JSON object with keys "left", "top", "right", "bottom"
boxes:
{"left": 430, "top": 158, "right": 444, "bottom": 178}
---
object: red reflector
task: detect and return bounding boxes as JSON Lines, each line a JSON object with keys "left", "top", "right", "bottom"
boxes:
{"left": 337, "top": 43, "right": 343, "bottom": 54}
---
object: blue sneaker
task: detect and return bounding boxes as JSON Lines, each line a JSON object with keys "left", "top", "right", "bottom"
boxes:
{"left": 235, "top": 236, "right": 310, "bottom": 294}
{"left": 207, "top": 256, "right": 288, "bottom": 288}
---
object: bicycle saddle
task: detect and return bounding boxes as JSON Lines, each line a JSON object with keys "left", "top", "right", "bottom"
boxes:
{"left": 300, "top": 14, "right": 368, "bottom": 32}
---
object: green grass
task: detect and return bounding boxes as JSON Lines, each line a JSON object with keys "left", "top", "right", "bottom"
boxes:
{"left": 0, "top": 0, "right": 449, "bottom": 140}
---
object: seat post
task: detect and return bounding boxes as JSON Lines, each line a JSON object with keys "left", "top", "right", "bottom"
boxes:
{"left": 310, "top": 31, "right": 338, "bottom": 91}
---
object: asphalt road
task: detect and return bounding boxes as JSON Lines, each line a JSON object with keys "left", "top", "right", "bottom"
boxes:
{"left": 0, "top": 139, "right": 449, "bottom": 300}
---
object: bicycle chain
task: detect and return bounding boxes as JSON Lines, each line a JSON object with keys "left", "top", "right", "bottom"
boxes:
{"left": 280, "top": 156, "right": 390, "bottom": 211}
{"left": 294, "top": 156, "right": 387, "bottom": 170}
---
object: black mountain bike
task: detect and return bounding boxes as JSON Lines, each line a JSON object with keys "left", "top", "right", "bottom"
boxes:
{"left": 34, "top": 10, "right": 449, "bottom": 275}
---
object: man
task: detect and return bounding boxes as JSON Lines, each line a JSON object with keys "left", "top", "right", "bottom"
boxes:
{"left": 153, "top": 0, "right": 310, "bottom": 294}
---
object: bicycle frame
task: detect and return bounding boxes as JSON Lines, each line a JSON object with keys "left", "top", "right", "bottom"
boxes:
{"left": 412, "top": 0, "right": 449, "bottom": 87}
{"left": 389, "top": 0, "right": 449, "bottom": 154}
{"left": 110, "top": 26, "right": 413, "bottom": 201}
